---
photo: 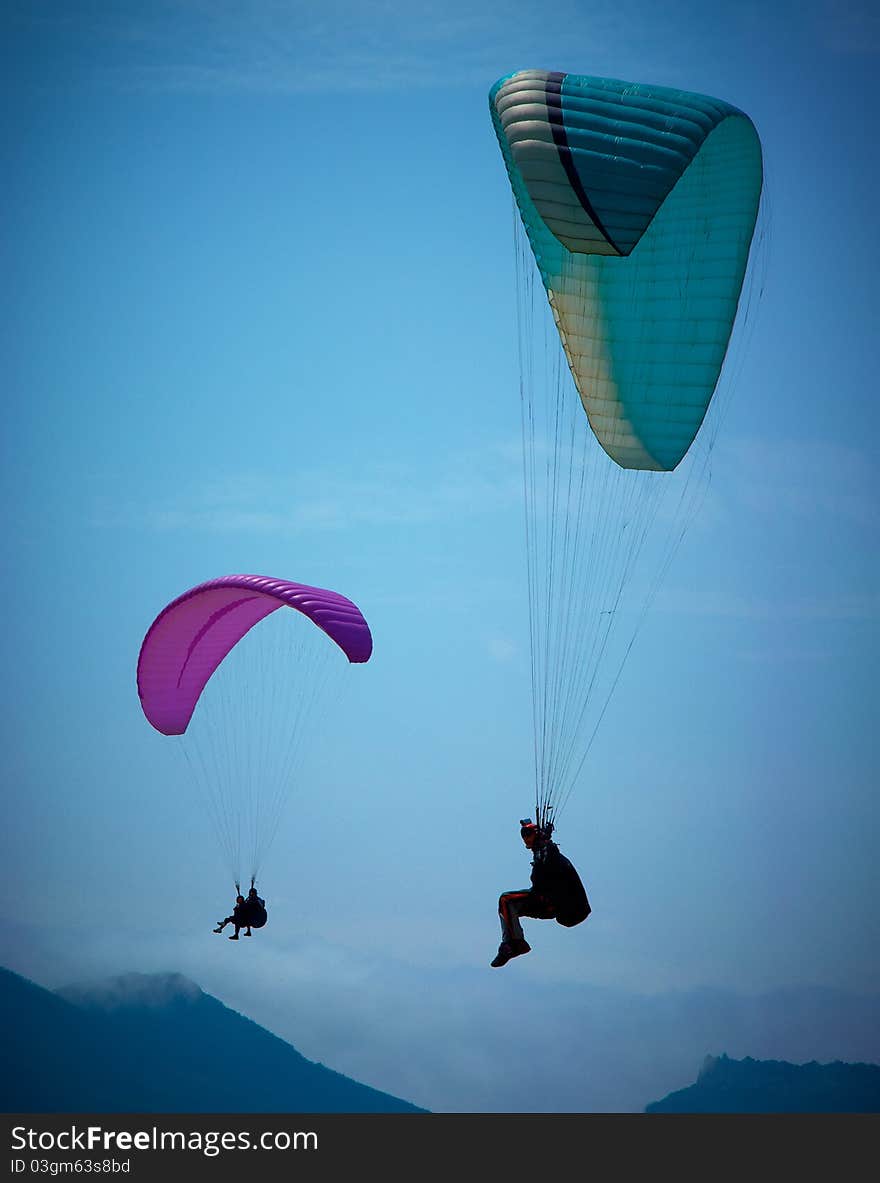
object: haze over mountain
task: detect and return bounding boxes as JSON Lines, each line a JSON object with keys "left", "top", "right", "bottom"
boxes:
{"left": 7, "top": 961, "right": 880, "bottom": 1115}
{"left": 7, "top": 937, "right": 880, "bottom": 1113}
{"left": 1, "top": 966, "right": 425, "bottom": 1113}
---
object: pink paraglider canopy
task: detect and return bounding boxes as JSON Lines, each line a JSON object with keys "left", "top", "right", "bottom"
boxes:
{"left": 137, "top": 574, "right": 372, "bottom": 736}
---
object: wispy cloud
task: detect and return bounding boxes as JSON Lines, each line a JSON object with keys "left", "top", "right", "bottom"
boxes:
{"left": 735, "top": 644, "right": 852, "bottom": 664}
{"left": 18, "top": 0, "right": 627, "bottom": 95}
{"left": 643, "top": 436, "right": 880, "bottom": 627}
{"left": 655, "top": 586, "right": 880, "bottom": 623}
{"left": 725, "top": 437, "right": 879, "bottom": 529}
{"left": 92, "top": 446, "right": 522, "bottom": 535}
{"left": 487, "top": 636, "right": 517, "bottom": 661}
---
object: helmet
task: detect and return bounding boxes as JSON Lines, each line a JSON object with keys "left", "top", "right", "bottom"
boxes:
{"left": 520, "top": 820, "right": 539, "bottom": 842}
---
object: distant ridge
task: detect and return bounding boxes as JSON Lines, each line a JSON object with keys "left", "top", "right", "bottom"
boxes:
{"left": 2, "top": 966, "right": 426, "bottom": 1113}
{"left": 645, "top": 1053, "right": 880, "bottom": 1113}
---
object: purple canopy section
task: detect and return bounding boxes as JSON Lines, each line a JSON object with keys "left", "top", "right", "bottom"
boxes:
{"left": 137, "top": 574, "right": 373, "bottom": 736}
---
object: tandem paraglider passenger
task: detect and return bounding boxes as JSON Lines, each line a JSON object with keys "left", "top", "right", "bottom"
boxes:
{"left": 214, "top": 894, "right": 248, "bottom": 940}
{"left": 214, "top": 883, "right": 267, "bottom": 940}
{"left": 491, "top": 819, "right": 590, "bottom": 968}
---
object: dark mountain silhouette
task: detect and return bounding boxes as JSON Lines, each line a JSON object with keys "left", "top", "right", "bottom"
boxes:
{"left": 645, "top": 1053, "right": 880, "bottom": 1113}
{"left": 1, "top": 966, "right": 426, "bottom": 1113}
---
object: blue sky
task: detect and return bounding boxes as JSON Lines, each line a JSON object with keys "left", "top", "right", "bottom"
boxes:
{"left": 3, "top": 0, "right": 878, "bottom": 1111}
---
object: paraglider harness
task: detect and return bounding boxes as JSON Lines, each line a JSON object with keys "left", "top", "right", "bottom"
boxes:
{"left": 521, "top": 813, "right": 591, "bottom": 928}
{"left": 520, "top": 813, "right": 555, "bottom": 878}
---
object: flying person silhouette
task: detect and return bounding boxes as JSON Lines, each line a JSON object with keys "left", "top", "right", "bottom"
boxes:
{"left": 491, "top": 819, "right": 590, "bottom": 967}
{"left": 214, "top": 881, "right": 268, "bottom": 940}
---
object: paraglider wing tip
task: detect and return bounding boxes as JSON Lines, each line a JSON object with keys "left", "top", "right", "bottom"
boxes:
{"left": 350, "top": 634, "right": 373, "bottom": 664}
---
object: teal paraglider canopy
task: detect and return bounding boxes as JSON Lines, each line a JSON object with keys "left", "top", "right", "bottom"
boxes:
{"left": 490, "top": 70, "right": 764, "bottom": 831}
{"left": 490, "top": 69, "right": 763, "bottom": 471}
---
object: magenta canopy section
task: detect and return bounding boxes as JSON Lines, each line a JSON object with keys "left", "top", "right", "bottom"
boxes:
{"left": 137, "top": 574, "right": 373, "bottom": 736}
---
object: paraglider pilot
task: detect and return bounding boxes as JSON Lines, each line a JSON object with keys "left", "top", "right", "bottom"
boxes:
{"left": 491, "top": 819, "right": 590, "bottom": 967}
{"left": 214, "top": 881, "right": 267, "bottom": 940}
